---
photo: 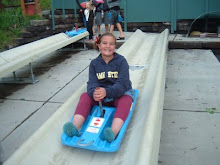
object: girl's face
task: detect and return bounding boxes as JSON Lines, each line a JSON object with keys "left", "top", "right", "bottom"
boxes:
{"left": 98, "top": 36, "right": 116, "bottom": 57}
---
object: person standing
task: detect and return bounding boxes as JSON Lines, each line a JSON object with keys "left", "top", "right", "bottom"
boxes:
{"left": 84, "top": 1, "right": 94, "bottom": 40}
{"left": 92, "top": 0, "right": 109, "bottom": 37}
{"left": 107, "top": 0, "right": 125, "bottom": 40}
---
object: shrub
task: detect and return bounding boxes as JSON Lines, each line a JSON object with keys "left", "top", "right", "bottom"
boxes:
{"left": 0, "top": 0, "right": 51, "bottom": 51}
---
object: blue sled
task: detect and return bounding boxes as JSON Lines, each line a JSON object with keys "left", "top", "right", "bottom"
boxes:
{"left": 61, "top": 89, "right": 139, "bottom": 152}
{"left": 65, "top": 28, "right": 87, "bottom": 37}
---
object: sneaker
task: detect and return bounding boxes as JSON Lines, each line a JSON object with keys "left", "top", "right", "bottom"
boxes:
{"left": 104, "top": 127, "right": 115, "bottom": 143}
{"left": 63, "top": 122, "right": 79, "bottom": 137}
{"left": 117, "top": 37, "right": 125, "bottom": 40}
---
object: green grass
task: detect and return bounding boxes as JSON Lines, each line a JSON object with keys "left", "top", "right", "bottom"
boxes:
{"left": 0, "top": 0, "right": 51, "bottom": 51}
{"left": 40, "top": 0, "right": 51, "bottom": 10}
{"left": 2, "top": 0, "right": 20, "bottom": 6}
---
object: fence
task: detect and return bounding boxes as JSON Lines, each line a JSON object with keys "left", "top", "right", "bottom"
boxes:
{"left": 51, "top": 0, "right": 220, "bottom": 33}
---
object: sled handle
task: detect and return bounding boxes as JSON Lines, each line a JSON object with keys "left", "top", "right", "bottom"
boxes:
{"left": 95, "top": 87, "right": 105, "bottom": 117}
{"left": 77, "top": 139, "right": 94, "bottom": 147}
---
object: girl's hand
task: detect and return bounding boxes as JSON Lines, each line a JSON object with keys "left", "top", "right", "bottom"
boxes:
{"left": 93, "top": 87, "right": 106, "bottom": 101}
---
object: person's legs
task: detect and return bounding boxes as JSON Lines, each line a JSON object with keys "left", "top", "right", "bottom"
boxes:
{"left": 63, "top": 92, "right": 98, "bottom": 137}
{"left": 103, "top": 11, "right": 109, "bottom": 33}
{"left": 116, "top": 23, "right": 124, "bottom": 38}
{"left": 109, "top": 24, "right": 114, "bottom": 33}
{"left": 111, "top": 117, "right": 124, "bottom": 136}
{"left": 97, "top": 25, "right": 101, "bottom": 36}
{"left": 74, "top": 92, "right": 97, "bottom": 124}
{"left": 109, "top": 9, "right": 124, "bottom": 38}
{"left": 82, "top": 13, "right": 86, "bottom": 28}
{"left": 93, "top": 17, "right": 97, "bottom": 35}
{"left": 95, "top": 12, "right": 102, "bottom": 36}
{"left": 104, "top": 95, "right": 133, "bottom": 142}
{"left": 72, "top": 114, "right": 85, "bottom": 130}
{"left": 113, "top": 95, "right": 132, "bottom": 120}
{"left": 109, "top": 10, "right": 117, "bottom": 33}
{"left": 87, "top": 23, "right": 93, "bottom": 40}
{"left": 105, "top": 25, "right": 109, "bottom": 33}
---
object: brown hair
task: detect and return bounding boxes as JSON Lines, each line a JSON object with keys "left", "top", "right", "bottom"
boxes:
{"left": 98, "top": 32, "right": 116, "bottom": 45}
{"left": 94, "top": 32, "right": 116, "bottom": 50}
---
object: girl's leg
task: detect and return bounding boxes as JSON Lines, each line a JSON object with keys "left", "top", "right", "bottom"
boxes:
{"left": 112, "top": 95, "right": 132, "bottom": 135}
{"left": 114, "top": 95, "right": 132, "bottom": 118}
{"left": 74, "top": 92, "right": 97, "bottom": 129}
{"left": 104, "top": 95, "right": 132, "bottom": 142}
{"left": 72, "top": 114, "right": 85, "bottom": 131}
{"left": 111, "top": 118, "right": 124, "bottom": 136}
{"left": 63, "top": 92, "right": 97, "bottom": 137}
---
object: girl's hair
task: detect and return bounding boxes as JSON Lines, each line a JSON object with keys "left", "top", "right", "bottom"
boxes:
{"left": 94, "top": 32, "right": 116, "bottom": 50}
{"left": 98, "top": 32, "right": 116, "bottom": 45}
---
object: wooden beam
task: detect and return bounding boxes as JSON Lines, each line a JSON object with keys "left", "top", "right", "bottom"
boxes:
{"left": 20, "top": 0, "right": 26, "bottom": 15}
{"left": 35, "top": 0, "right": 42, "bottom": 16}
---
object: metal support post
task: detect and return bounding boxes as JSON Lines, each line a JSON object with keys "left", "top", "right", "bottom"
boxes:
{"left": 0, "top": 63, "right": 39, "bottom": 84}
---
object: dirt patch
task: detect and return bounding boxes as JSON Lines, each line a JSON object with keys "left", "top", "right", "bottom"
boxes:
{"left": 33, "top": 50, "right": 79, "bottom": 75}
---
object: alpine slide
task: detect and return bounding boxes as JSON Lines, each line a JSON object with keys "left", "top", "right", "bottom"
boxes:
{"left": 2, "top": 29, "right": 169, "bottom": 165}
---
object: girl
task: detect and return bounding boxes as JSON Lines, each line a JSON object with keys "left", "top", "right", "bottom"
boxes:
{"left": 63, "top": 33, "right": 134, "bottom": 142}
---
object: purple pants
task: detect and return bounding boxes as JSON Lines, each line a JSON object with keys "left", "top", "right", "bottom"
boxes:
{"left": 74, "top": 92, "right": 133, "bottom": 121}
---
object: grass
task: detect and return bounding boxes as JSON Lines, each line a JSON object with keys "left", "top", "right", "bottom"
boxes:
{"left": 0, "top": 0, "right": 51, "bottom": 52}
{"left": 40, "top": 0, "right": 51, "bottom": 10}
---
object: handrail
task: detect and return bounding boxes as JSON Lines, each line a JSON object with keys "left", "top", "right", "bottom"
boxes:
{"left": 0, "top": 32, "right": 89, "bottom": 82}
{"left": 186, "top": 11, "right": 220, "bottom": 37}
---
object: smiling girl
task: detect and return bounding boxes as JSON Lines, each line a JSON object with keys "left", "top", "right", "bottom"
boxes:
{"left": 63, "top": 33, "right": 134, "bottom": 142}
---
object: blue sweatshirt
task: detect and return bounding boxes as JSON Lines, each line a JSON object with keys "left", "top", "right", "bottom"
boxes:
{"left": 87, "top": 52, "right": 132, "bottom": 100}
